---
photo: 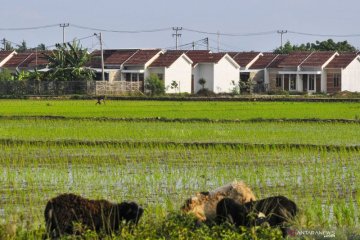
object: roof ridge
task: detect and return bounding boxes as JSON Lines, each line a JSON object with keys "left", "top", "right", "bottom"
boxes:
{"left": 298, "top": 51, "right": 315, "bottom": 68}
{"left": 122, "top": 49, "right": 140, "bottom": 66}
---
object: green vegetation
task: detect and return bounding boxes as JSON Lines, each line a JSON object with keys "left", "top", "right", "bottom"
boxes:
{"left": 0, "top": 100, "right": 360, "bottom": 119}
{"left": 145, "top": 74, "right": 165, "bottom": 96}
{"left": 0, "top": 99, "right": 360, "bottom": 239}
{"left": 274, "top": 39, "right": 357, "bottom": 53}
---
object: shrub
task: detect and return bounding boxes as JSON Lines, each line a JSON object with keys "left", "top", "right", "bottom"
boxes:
{"left": 145, "top": 74, "right": 165, "bottom": 96}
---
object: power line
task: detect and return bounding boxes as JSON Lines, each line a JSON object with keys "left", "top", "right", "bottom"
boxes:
{"left": 183, "top": 28, "right": 277, "bottom": 37}
{"left": 287, "top": 30, "right": 360, "bottom": 38}
{"left": 0, "top": 24, "right": 60, "bottom": 31}
{"left": 71, "top": 24, "right": 171, "bottom": 33}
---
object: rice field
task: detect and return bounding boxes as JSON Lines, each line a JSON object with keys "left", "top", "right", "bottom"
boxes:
{"left": 1, "top": 99, "right": 360, "bottom": 239}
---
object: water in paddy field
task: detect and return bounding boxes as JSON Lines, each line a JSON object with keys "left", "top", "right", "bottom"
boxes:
{"left": 0, "top": 146, "right": 360, "bottom": 230}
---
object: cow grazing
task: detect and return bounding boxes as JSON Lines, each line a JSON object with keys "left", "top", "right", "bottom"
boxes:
{"left": 44, "top": 193, "right": 143, "bottom": 238}
{"left": 216, "top": 196, "right": 297, "bottom": 237}
{"left": 181, "top": 181, "right": 256, "bottom": 222}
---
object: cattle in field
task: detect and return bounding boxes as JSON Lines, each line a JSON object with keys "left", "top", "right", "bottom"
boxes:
{"left": 181, "top": 181, "right": 256, "bottom": 222}
{"left": 44, "top": 193, "right": 143, "bottom": 238}
{"left": 216, "top": 196, "right": 297, "bottom": 237}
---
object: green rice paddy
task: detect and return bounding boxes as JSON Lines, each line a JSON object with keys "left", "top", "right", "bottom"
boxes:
{"left": 1, "top": 100, "right": 360, "bottom": 239}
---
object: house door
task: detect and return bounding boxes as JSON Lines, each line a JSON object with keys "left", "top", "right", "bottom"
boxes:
{"left": 316, "top": 75, "right": 321, "bottom": 93}
{"left": 302, "top": 74, "right": 308, "bottom": 91}
{"left": 284, "top": 75, "right": 289, "bottom": 91}
{"left": 308, "top": 75, "right": 315, "bottom": 93}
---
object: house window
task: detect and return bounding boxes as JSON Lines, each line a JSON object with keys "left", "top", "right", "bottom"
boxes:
{"left": 308, "top": 75, "right": 315, "bottom": 91}
{"left": 157, "top": 73, "right": 164, "bottom": 80}
{"left": 139, "top": 74, "right": 144, "bottom": 81}
{"left": 334, "top": 73, "right": 341, "bottom": 88}
{"left": 132, "top": 73, "right": 138, "bottom": 82}
{"left": 276, "top": 74, "right": 282, "bottom": 87}
{"left": 289, "top": 74, "right": 296, "bottom": 90}
{"left": 125, "top": 73, "right": 131, "bottom": 81}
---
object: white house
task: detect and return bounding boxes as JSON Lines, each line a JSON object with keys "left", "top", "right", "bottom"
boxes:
{"left": 324, "top": 53, "right": 360, "bottom": 93}
{"left": 185, "top": 51, "right": 240, "bottom": 93}
{"left": 148, "top": 50, "right": 193, "bottom": 93}
{"left": 267, "top": 51, "right": 338, "bottom": 93}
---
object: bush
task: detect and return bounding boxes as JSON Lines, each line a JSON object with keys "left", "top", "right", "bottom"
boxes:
{"left": 145, "top": 74, "right": 165, "bottom": 96}
{"left": 196, "top": 88, "right": 216, "bottom": 97}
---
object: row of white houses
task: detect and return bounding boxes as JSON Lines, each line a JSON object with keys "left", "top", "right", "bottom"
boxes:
{"left": 1, "top": 49, "right": 360, "bottom": 94}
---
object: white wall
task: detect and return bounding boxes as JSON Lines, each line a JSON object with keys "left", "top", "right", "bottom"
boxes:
{"left": 164, "top": 56, "right": 192, "bottom": 93}
{"left": 193, "top": 64, "right": 214, "bottom": 93}
{"left": 213, "top": 57, "right": 239, "bottom": 93}
{"left": 342, "top": 58, "right": 360, "bottom": 92}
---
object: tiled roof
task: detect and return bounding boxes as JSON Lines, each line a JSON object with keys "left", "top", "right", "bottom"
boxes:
{"left": 105, "top": 49, "right": 138, "bottom": 65}
{"left": 0, "top": 51, "right": 14, "bottom": 62}
{"left": 185, "top": 50, "right": 225, "bottom": 65}
{"left": 277, "top": 52, "right": 312, "bottom": 67}
{"left": 300, "top": 51, "right": 336, "bottom": 67}
{"left": 2, "top": 52, "right": 34, "bottom": 68}
{"left": 26, "top": 51, "right": 51, "bottom": 67}
{"left": 149, "top": 51, "right": 184, "bottom": 67}
{"left": 227, "top": 52, "right": 261, "bottom": 67}
{"left": 124, "top": 49, "right": 161, "bottom": 65}
{"left": 249, "top": 53, "right": 279, "bottom": 69}
{"left": 325, "top": 53, "right": 359, "bottom": 69}
{"left": 267, "top": 54, "right": 288, "bottom": 68}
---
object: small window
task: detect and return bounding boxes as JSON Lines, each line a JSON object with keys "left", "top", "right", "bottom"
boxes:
{"left": 334, "top": 73, "right": 341, "bottom": 88}
{"left": 276, "top": 74, "right": 282, "bottom": 87}
{"left": 139, "top": 74, "right": 144, "bottom": 81}
{"left": 125, "top": 73, "right": 131, "bottom": 81}
{"left": 132, "top": 74, "right": 138, "bottom": 81}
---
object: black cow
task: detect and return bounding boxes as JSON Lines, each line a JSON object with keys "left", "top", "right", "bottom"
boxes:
{"left": 44, "top": 193, "right": 143, "bottom": 238}
{"left": 216, "top": 196, "right": 297, "bottom": 237}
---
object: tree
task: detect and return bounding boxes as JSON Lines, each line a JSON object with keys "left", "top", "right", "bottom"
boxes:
{"left": 170, "top": 80, "right": 179, "bottom": 93}
{"left": 16, "top": 40, "right": 27, "bottom": 53}
{"left": 45, "top": 40, "right": 94, "bottom": 81}
{"left": 2, "top": 41, "right": 14, "bottom": 51}
{"left": 145, "top": 74, "right": 165, "bottom": 96}
{"left": 0, "top": 69, "right": 14, "bottom": 80}
{"left": 274, "top": 39, "right": 357, "bottom": 53}
{"left": 37, "top": 43, "right": 46, "bottom": 51}
{"left": 198, "top": 78, "right": 206, "bottom": 90}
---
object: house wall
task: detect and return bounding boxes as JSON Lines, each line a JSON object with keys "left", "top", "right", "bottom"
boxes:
{"left": 193, "top": 64, "right": 214, "bottom": 93}
{"left": 213, "top": 57, "right": 239, "bottom": 93}
{"left": 342, "top": 58, "right": 360, "bottom": 92}
{"left": 326, "top": 69, "right": 341, "bottom": 93}
{"left": 268, "top": 69, "right": 282, "bottom": 91}
{"left": 164, "top": 56, "right": 192, "bottom": 93}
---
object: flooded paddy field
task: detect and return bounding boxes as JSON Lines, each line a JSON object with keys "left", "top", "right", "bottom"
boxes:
{"left": 1, "top": 100, "right": 360, "bottom": 239}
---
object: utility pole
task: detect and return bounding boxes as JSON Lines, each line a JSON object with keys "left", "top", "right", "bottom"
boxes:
{"left": 95, "top": 33, "right": 105, "bottom": 81}
{"left": 192, "top": 41, "right": 195, "bottom": 50}
{"left": 2, "top": 38, "right": 6, "bottom": 51}
{"left": 205, "top": 37, "right": 209, "bottom": 51}
{"left": 60, "top": 23, "right": 70, "bottom": 45}
{"left": 172, "top": 27, "right": 182, "bottom": 50}
{"left": 277, "top": 30, "right": 288, "bottom": 50}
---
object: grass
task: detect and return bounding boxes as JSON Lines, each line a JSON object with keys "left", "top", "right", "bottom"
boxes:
{"left": 1, "top": 119, "right": 360, "bottom": 146}
{"left": 0, "top": 99, "right": 360, "bottom": 119}
{"left": 0, "top": 99, "right": 360, "bottom": 239}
